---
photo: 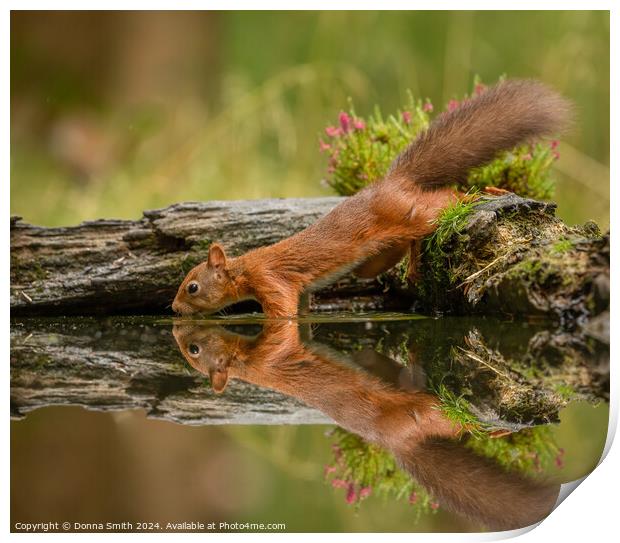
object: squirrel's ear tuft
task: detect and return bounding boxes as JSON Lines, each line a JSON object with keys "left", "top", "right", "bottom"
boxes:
{"left": 210, "top": 368, "right": 229, "bottom": 393}
{"left": 208, "top": 243, "right": 227, "bottom": 269}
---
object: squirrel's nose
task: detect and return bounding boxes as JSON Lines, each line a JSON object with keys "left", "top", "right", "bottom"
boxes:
{"left": 172, "top": 300, "right": 181, "bottom": 314}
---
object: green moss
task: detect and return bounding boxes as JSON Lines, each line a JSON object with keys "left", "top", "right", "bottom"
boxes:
{"left": 194, "top": 238, "right": 213, "bottom": 251}
{"left": 511, "top": 258, "right": 543, "bottom": 280}
{"left": 554, "top": 383, "right": 576, "bottom": 401}
{"left": 32, "top": 352, "right": 53, "bottom": 369}
{"left": 11, "top": 258, "right": 49, "bottom": 283}
{"left": 393, "top": 251, "right": 411, "bottom": 288}
{"left": 179, "top": 253, "right": 204, "bottom": 275}
{"left": 551, "top": 238, "right": 574, "bottom": 254}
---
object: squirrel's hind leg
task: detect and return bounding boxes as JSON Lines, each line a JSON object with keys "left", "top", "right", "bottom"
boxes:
{"left": 353, "top": 242, "right": 410, "bottom": 279}
{"left": 406, "top": 238, "right": 423, "bottom": 283}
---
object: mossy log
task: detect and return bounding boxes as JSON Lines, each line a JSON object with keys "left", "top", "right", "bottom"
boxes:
{"left": 10, "top": 317, "right": 607, "bottom": 428}
{"left": 384, "top": 193, "right": 609, "bottom": 330}
{"left": 10, "top": 194, "right": 608, "bottom": 330}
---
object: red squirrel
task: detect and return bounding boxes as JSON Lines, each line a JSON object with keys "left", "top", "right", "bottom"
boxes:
{"left": 172, "top": 80, "right": 571, "bottom": 317}
{"left": 173, "top": 322, "right": 560, "bottom": 530}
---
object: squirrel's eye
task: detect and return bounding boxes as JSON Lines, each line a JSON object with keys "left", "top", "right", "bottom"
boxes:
{"left": 188, "top": 343, "right": 200, "bottom": 356}
{"left": 187, "top": 282, "right": 200, "bottom": 295}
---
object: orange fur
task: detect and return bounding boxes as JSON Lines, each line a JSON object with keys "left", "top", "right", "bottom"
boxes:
{"left": 172, "top": 80, "right": 571, "bottom": 317}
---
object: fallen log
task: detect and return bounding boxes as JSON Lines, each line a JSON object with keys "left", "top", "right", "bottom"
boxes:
{"left": 10, "top": 194, "right": 609, "bottom": 329}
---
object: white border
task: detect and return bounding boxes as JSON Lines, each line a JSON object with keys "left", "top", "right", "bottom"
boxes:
{"left": 4, "top": 3, "right": 615, "bottom": 541}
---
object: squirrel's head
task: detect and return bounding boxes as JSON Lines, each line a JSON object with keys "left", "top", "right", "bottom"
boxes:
{"left": 172, "top": 243, "right": 237, "bottom": 315}
{"left": 173, "top": 324, "right": 244, "bottom": 393}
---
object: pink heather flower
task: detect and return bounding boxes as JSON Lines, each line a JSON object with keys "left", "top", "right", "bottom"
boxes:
{"left": 325, "top": 125, "right": 342, "bottom": 138}
{"left": 423, "top": 102, "right": 434, "bottom": 113}
{"left": 430, "top": 502, "right": 440, "bottom": 510}
{"left": 324, "top": 465, "right": 336, "bottom": 478}
{"left": 550, "top": 140, "right": 559, "bottom": 150}
{"left": 331, "top": 478, "right": 348, "bottom": 489}
{"left": 523, "top": 152, "right": 533, "bottom": 161}
{"left": 474, "top": 83, "right": 487, "bottom": 95}
{"left": 339, "top": 111, "right": 351, "bottom": 133}
{"left": 447, "top": 99, "right": 460, "bottom": 112}
{"left": 555, "top": 456, "right": 565, "bottom": 469}
{"left": 359, "top": 486, "right": 372, "bottom": 499}
{"left": 408, "top": 492, "right": 418, "bottom": 504}
{"left": 346, "top": 482, "right": 357, "bottom": 504}
{"left": 327, "top": 166, "right": 335, "bottom": 174}
{"left": 552, "top": 151, "right": 560, "bottom": 160}
{"left": 353, "top": 118, "right": 366, "bottom": 130}
{"left": 402, "top": 111, "right": 412, "bottom": 124}
{"left": 319, "top": 139, "right": 331, "bottom": 152}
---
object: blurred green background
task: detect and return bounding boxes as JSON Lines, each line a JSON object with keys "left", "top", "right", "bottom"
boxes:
{"left": 10, "top": 11, "right": 609, "bottom": 228}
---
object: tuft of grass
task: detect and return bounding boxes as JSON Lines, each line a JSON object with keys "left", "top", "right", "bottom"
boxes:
{"left": 425, "top": 197, "right": 478, "bottom": 257}
{"left": 418, "top": 196, "right": 479, "bottom": 286}
{"left": 433, "top": 383, "right": 488, "bottom": 438}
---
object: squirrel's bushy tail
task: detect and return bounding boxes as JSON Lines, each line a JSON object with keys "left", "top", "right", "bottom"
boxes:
{"left": 389, "top": 79, "right": 572, "bottom": 187}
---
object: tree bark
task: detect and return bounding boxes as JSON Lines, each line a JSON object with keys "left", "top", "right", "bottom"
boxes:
{"left": 10, "top": 194, "right": 609, "bottom": 330}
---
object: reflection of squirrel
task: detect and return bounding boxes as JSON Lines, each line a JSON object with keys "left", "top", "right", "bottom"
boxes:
{"left": 172, "top": 80, "right": 571, "bottom": 317}
{"left": 173, "top": 322, "right": 560, "bottom": 531}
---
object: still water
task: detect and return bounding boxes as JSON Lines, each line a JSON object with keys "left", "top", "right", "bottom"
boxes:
{"left": 10, "top": 314, "right": 609, "bottom": 533}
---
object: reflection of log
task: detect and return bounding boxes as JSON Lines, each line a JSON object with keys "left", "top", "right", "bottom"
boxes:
{"left": 10, "top": 317, "right": 608, "bottom": 428}
{"left": 10, "top": 318, "right": 330, "bottom": 426}
{"left": 10, "top": 194, "right": 609, "bottom": 330}
{"left": 317, "top": 317, "right": 609, "bottom": 429}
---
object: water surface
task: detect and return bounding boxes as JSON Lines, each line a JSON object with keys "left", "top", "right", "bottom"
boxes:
{"left": 10, "top": 313, "right": 609, "bottom": 532}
